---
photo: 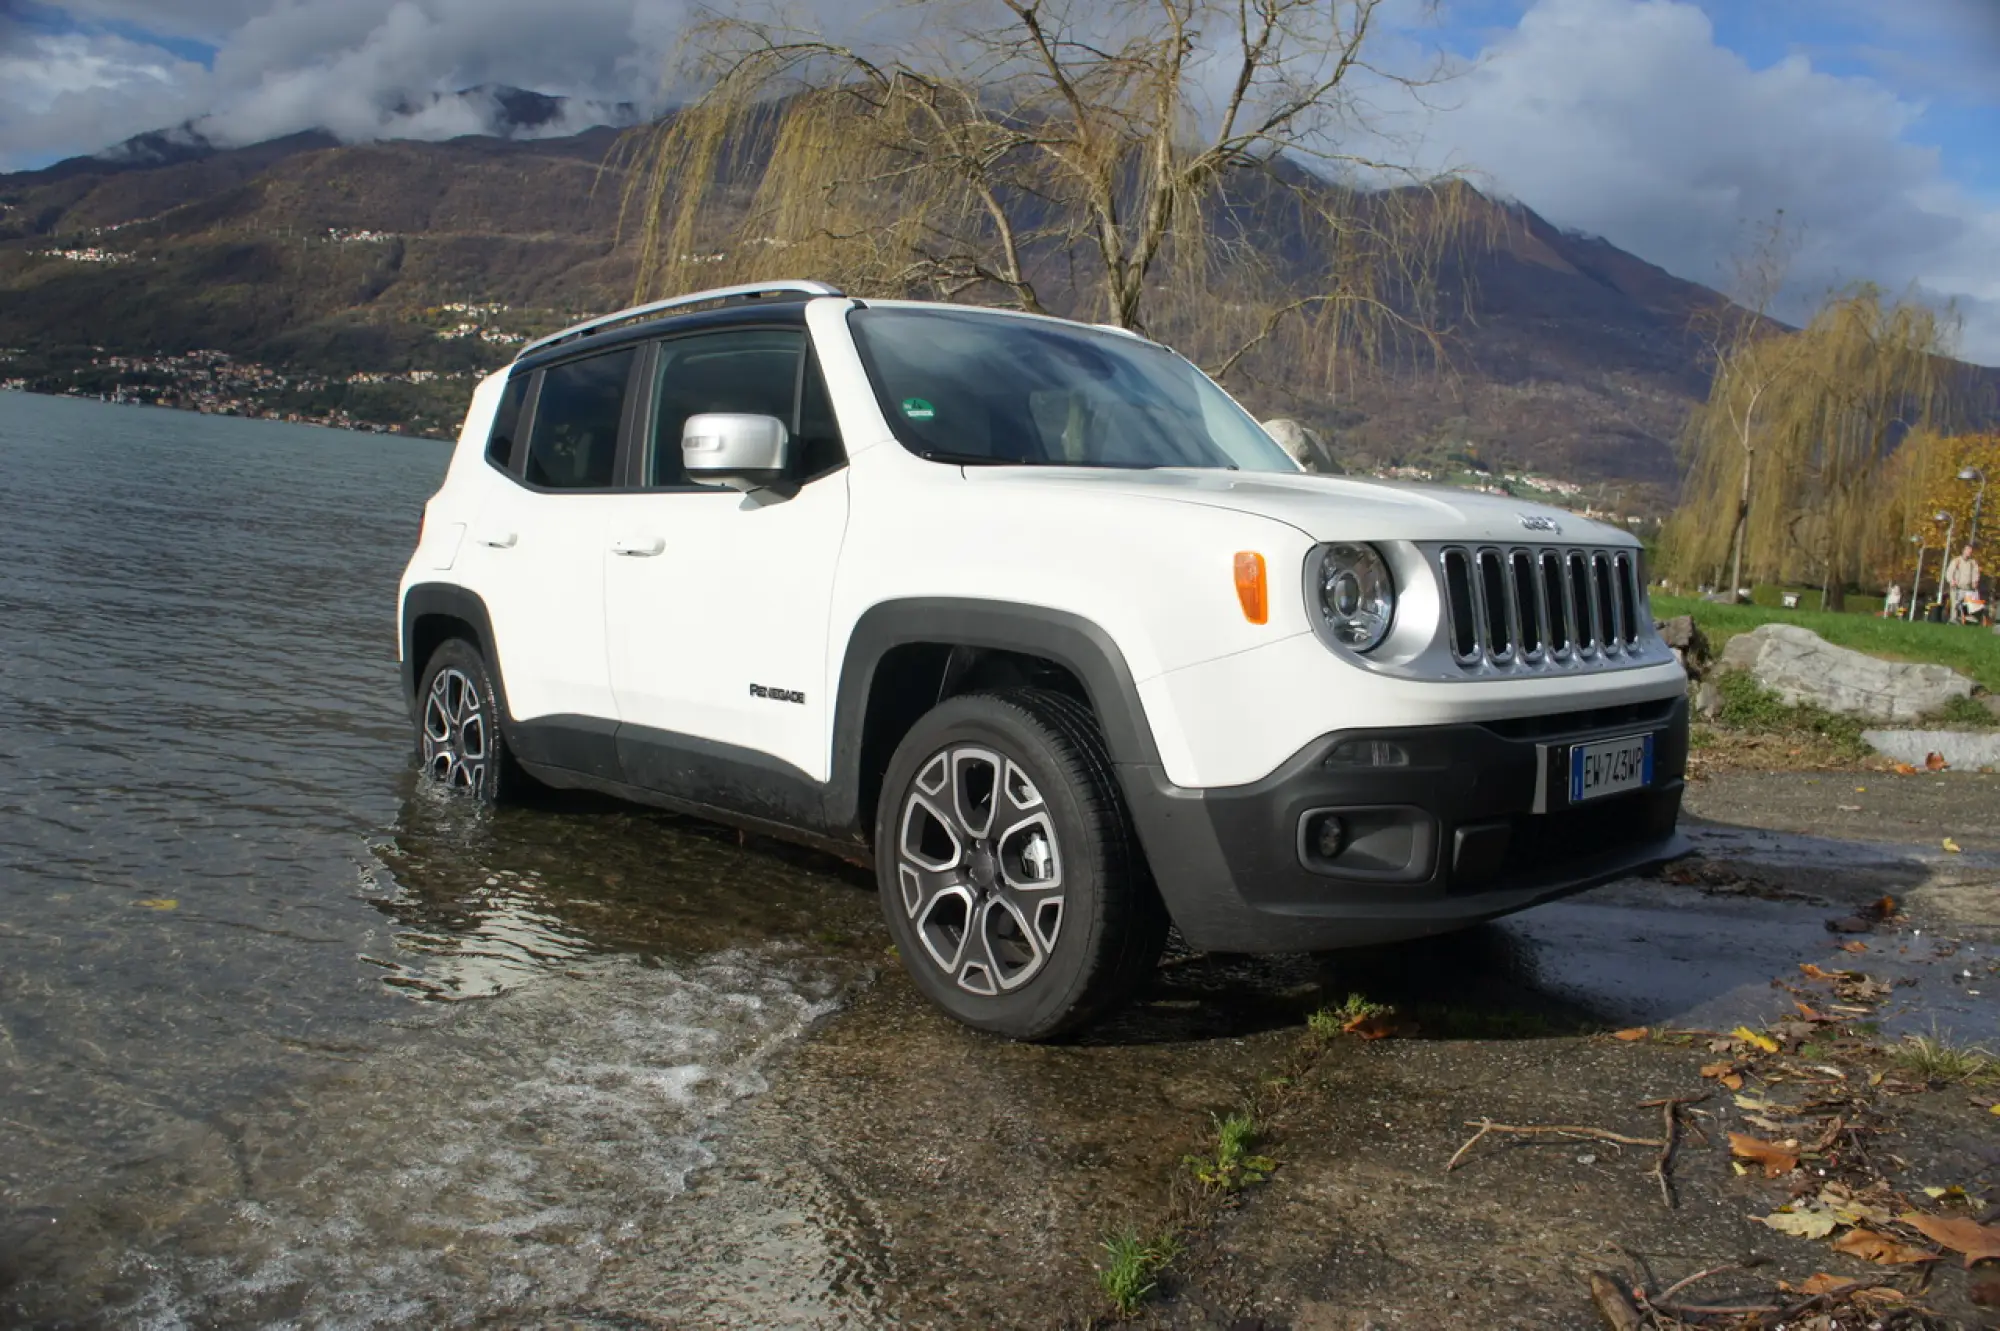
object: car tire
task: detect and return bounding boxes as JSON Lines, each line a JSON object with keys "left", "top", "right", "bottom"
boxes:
{"left": 415, "top": 638, "right": 520, "bottom": 804}
{"left": 874, "top": 687, "right": 1169, "bottom": 1040}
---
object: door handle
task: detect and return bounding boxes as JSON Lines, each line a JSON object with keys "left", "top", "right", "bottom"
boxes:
{"left": 611, "top": 536, "right": 665, "bottom": 557}
{"left": 476, "top": 530, "right": 517, "bottom": 549}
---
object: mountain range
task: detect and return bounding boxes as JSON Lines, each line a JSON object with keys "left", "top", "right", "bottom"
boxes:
{"left": 3, "top": 88, "right": 1990, "bottom": 506}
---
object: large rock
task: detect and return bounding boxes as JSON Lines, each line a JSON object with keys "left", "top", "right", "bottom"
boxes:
{"left": 1262, "top": 418, "right": 1345, "bottom": 474}
{"left": 1654, "top": 615, "right": 1709, "bottom": 677}
{"left": 1862, "top": 729, "right": 2000, "bottom": 770}
{"left": 1717, "top": 623, "right": 1976, "bottom": 722}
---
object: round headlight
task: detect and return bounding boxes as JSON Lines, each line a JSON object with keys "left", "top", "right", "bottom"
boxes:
{"left": 1312, "top": 542, "right": 1395, "bottom": 652}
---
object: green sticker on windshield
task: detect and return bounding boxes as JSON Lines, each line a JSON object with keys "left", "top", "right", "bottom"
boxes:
{"left": 900, "top": 397, "right": 935, "bottom": 421}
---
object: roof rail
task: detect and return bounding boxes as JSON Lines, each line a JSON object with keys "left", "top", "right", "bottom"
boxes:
{"left": 519, "top": 280, "right": 846, "bottom": 357}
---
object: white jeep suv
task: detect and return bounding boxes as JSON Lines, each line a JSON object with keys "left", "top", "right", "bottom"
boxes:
{"left": 398, "top": 280, "right": 1691, "bottom": 1039}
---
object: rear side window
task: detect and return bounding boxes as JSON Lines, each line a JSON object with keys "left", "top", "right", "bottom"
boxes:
{"left": 485, "top": 374, "right": 529, "bottom": 471}
{"left": 524, "top": 349, "right": 635, "bottom": 490}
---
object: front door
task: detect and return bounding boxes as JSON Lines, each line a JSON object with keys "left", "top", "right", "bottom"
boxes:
{"left": 601, "top": 328, "right": 851, "bottom": 821}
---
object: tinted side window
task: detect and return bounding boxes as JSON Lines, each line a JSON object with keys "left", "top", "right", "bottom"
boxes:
{"left": 485, "top": 374, "right": 529, "bottom": 471}
{"left": 793, "top": 351, "right": 845, "bottom": 482}
{"left": 648, "top": 329, "right": 806, "bottom": 487}
{"left": 524, "top": 349, "right": 635, "bottom": 490}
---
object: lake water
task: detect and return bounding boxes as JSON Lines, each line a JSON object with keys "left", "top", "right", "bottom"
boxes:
{"left": 0, "top": 393, "right": 879, "bottom": 1326}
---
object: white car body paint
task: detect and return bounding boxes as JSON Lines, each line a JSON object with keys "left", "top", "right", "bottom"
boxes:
{"left": 401, "top": 293, "right": 1679, "bottom": 792}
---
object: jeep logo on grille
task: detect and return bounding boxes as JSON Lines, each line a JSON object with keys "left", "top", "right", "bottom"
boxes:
{"left": 1519, "top": 514, "right": 1561, "bottom": 534}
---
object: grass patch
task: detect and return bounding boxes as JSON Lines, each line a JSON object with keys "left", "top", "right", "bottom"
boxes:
{"left": 1182, "top": 1111, "right": 1276, "bottom": 1191}
{"left": 1890, "top": 1030, "right": 1996, "bottom": 1085}
{"left": 1654, "top": 593, "right": 2000, "bottom": 693}
{"left": 1307, "top": 993, "right": 1394, "bottom": 1039}
{"left": 1928, "top": 695, "right": 2000, "bottom": 729}
{"left": 1096, "top": 1229, "right": 1179, "bottom": 1318}
{"left": 1709, "top": 671, "right": 1871, "bottom": 759}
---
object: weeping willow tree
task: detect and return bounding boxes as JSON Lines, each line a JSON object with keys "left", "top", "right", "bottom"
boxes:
{"left": 1663, "top": 285, "right": 1963, "bottom": 608}
{"left": 615, "top": 0, "right": 1482, "bottom": 393}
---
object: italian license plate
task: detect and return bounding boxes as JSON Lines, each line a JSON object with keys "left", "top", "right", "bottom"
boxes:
{"left": 1569, "top": 734, "right": 1654, "bottom": 803}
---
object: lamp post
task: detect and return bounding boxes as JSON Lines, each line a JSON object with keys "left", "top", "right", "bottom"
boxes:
{"left": 1940, "top": 510, "right": 1958, "bottom": 622}
{"left": 1908, "top": 534, "right": 1928, "bottom": 623}
{"left": 1960, "top": 466, "right": 1987, "bottom": 550}
{"left": 1914, "top": 511, "right": 1952, "bottom": 621}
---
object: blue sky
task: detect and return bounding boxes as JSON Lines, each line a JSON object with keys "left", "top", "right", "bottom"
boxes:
{"left": 1, "top": 0, "right": 1997, "bottom": 361}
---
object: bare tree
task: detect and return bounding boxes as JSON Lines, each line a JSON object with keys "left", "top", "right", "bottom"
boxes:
{"left": 616, "top": 0, "right": 1478, "bottom": 394}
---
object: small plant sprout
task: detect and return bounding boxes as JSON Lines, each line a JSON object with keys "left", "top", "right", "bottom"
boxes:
{"left": 1183, "top": 1111, "right": 1277, "bottom": 1191}
{"left": 1309, "top": 992, "right": 1395, "bottom": 1039}
{"left": 1097, "top": 1228, "right": 1178, "bottom": 1317}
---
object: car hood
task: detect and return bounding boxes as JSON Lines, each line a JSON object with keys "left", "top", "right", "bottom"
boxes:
{"left": 958, "top": 466, "right": 1634, "bottom": 546}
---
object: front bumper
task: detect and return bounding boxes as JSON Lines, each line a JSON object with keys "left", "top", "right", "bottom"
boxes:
{"left": 1120, "top": 695, "right": 1691, "bottom": 953}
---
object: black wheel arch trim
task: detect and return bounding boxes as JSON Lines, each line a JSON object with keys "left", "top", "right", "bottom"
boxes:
{"left": 401, "top": 582, "right": 505, "bottom": 722}
{"left": 827, "top": 597, "right": 1164, "bottom": 836}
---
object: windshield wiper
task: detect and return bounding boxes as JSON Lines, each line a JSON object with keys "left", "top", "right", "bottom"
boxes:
{"left": 916, "top": 449, "right": 1021, "bottom": 466}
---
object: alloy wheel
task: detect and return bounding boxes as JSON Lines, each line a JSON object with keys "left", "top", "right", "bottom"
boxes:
{"left": 421, "top": 667, "right": 490, "bottom": 791}
{"left": 895, "top": 746, "right": 1064, "bottom": 996}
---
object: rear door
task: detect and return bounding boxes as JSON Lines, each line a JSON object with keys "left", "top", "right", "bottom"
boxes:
{"left": 601, "top": 327, "right": 851, "bottom": 808}
{"left": 457, "top": 346, "right": 639, "bottom": 773}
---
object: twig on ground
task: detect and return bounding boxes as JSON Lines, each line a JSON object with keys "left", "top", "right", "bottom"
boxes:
{"left": 1446, "top": 1118, "right": 1664, "bottom": 1174}
{"left": 1654, "top": 1299, "right": 1782, "bottom": 1316}
{"left": 1639, "top": 1093, "right": 1709, "bottom": 1208}
{"left": 1651, "top": 1261, "right": 1745, "bottom": 1306}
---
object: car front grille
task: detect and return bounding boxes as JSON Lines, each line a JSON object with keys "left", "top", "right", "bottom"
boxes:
{"left": 1435, "top": 544, "right": 1650, "bottom": 673}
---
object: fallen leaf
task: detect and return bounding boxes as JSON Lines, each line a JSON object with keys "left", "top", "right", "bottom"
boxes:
{"left": 1758, "top": 1206, "right": 1836, "bottom": 1238}
{"left": 1944, "top": 837, "right": 1963, "bottom": 853}
{"left": 1839, "top": 941, "right": 1868, "bottom": 953}
{"left": 1782, "top": 1273, "right": 1907, "bottom": 1305}
{"left": 1733, "top": 1025, "right": 1781, "bottom": 1053}
{"left": 1799, "top": 963, "right": 1841, "bottom": 980}
{"left": 1731, "top": 1132, "right": 1800, "bottom": 1179}
{"left": 1342, "top": 1014, "right": 1395, "bottom": 1040}
{"left": 1926, "top": 751, "right": 1949, "bottom": 771}
{"left": 1794, "top": 1001, "right": 1838, "bottom": 1022}
{"left": 1819, "top": 1185, "right": 1893, "bottom": 1227}
{"left": 1893, "top": 762, "right": 1919, "bottom": 775}
{"left": 1899, "top": 1213, "right": 2000, "bottom": 1267}
{"left": 1991, "top": 1103, "right": 2000, "bottom": 1116}
{"left": 1612, "top": 1027, "right": 1650, "bottom": 1041}
{"left": 1837, "top": 803, "right": 1861, "bottom": 812}
{"left": 134, "top": 898, "right": 177, "bottom": 910}
{"left": 1832, "top": 1227, "right": 1941, "bottom": 1265}
{"left": 1700, "top": 1061, "right": 1734, "bottom": 1079}
{"left": 1722, "top": 1072, "right": 1744, "bottom": 1090}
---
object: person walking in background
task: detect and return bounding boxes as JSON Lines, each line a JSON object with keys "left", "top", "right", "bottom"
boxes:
{"left": 1943, "top": 544, "right": 1981, "bottom": 624}
{"left": 1882, "top": 582, "right": 1903, "bottom": 618}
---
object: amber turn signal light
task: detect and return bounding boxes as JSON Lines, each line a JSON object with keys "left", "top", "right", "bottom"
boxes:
{"left": 1234, "top": 551, "right": 1269, "bottom": 624}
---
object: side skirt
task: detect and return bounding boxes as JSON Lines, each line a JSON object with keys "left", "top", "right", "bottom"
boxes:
{"left": 506, "top": 714, "right": 872, "bottom": 868}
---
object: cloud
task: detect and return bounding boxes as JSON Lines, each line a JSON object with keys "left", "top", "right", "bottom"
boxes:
{"left": 0, "top": 22, "right": 213, "bottom": 166}
{"left": 1401, "top": 0, "right": 2000, "bottom": 365}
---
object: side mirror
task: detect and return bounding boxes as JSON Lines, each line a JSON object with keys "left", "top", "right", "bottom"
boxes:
{"left": 682, "top": 413, "right": 790, "bottom": 493}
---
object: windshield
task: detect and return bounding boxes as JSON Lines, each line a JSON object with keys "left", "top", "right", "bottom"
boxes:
{"left": 848, "top": 307, "right": 1300, "bottom": 472}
